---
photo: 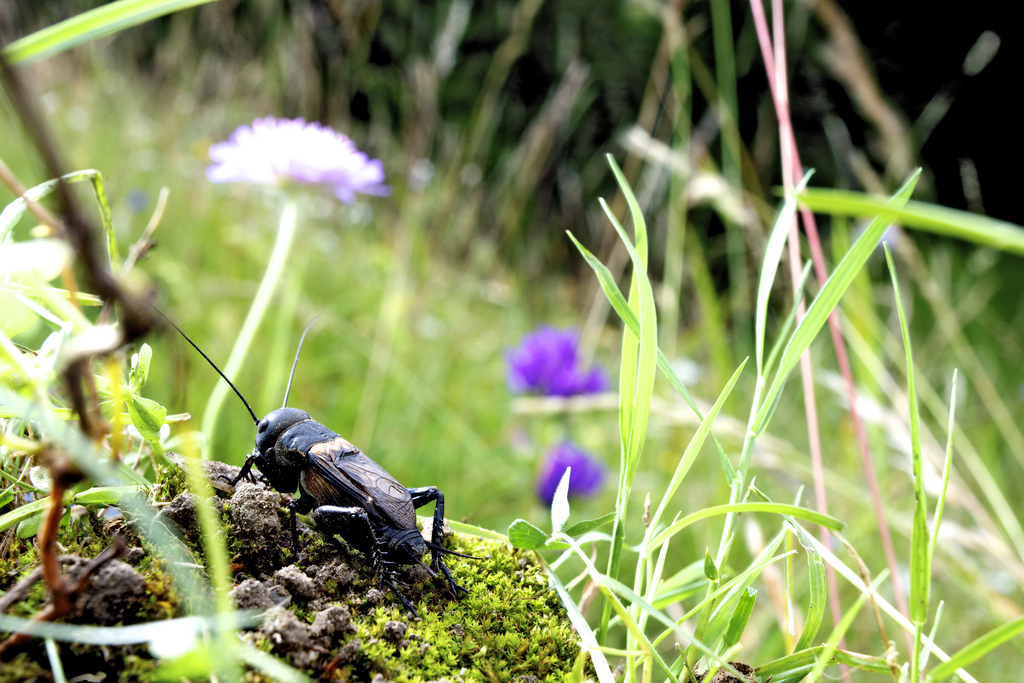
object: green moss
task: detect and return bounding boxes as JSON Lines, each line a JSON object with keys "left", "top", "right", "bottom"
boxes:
{"left": 0, "top": 652, "right": 51, "bottom": 683}
{"left": 156, "top": 462, "right": 189, "bottom": 501}
{"left": 247, "top": 532, "right": 585, "bottom": 682}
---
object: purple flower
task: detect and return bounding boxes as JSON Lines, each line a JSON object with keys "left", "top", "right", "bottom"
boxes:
{"left": 506, "top": 327, "right": 608, "bottom": 397}
{"left": 206, "top": 117, "right": 390, "bottom": 202}
{"left": 537, "top": 442, "right": 605, "bottom": 506}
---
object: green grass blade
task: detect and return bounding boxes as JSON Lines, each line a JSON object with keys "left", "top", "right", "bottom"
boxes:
{"left": 921, "top": 601, "right": 945, "bottom": 673}
{"left": 755, "top": 647, "right": 893, "bottom": 682}
{"left": 753, "top": 169, "right": 922, "bottom": 435}
{"left": 721, "top": 586, "right": 756, "bottom": 652}
{"left": 886, "top": 244, "right": 928, "bottom": 627}
{"left": 595, "top": 155, "right": 658, "bottom": 645}
{"left": 646, "top": 359, "right": 746, "bottom": 539}
{"left": 803, "top": 530, "right": 980, "bottom": 683}
{"left": 0, "top": 170, "right": 101, "bottom": 240}
{"left": 445, "top": 519, "right": 510, "bottom": 543}
{"left": 790, "top": 519, "right": 827, "bottom": 652}
{"left": 697, "top": 551, "right": 791, "bottom": 646}
{"left": 44, "top": 638, "right": 68, "bottom": 683}
{"left": 649, "top": 502, "right": 844, "bottom": 554}
{"left": 799, "top": 189, "right": 1024, "bottom": 256}
{"left": 809, "top": 570, "right": 889, "bottom": 682}
{"left": 599, "top": 575, "right": 746, "bottom": 681}
{"left": 86, "top": 171, "right": 119, "bottom": 269}
{"left": 3, "top": 0, "right": 218, "bottom": 65}
{"left": 755, "top": 171, "right": 813, "bottom": 376}
{"left": 237, "top": 642, "right": 314, "bottom": 683}
{"left": 604, "top": 156, "right": 658, "bottom": 488}
{"left": 568, "top": 232, "right": 701, "bottom": 415}
{"left": 929, "top": 370, "right": 957, "bottom": 560}
{"left": 653, "top": 534, "right": 790, "bottom": 634}
{"left": 763, "top": 260, "right": 813, "bottom": 380}
{"left": 925, "top": 615, "right": 1024, "bottom": 682}
{"left": 546, "top": 562, "right": 616, "bottom": 683}
{"left": 0, "top": 612, "right": 260, "bottom": 644}
{"left": 749, "top": 485, "right": 826, "bottom": 652}
{"left": 568, "top": 229, "right": 739, "bottom": 487}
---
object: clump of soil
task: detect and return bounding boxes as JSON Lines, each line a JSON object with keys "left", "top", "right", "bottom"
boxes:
{"left": 697, "top": 661, "right": 756, "bottom": 683}
{"left": 64, "top": 557, "right": 148, "bottom": 625}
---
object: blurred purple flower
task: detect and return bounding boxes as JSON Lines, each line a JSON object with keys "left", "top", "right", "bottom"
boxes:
{"left": 537, "top": 442, "right": 605, "bottom": 506}
{"left": 206, "top": 117, "right": 390, "bottom": 202}
{"left": 506, "top": 327, "right": 608, "bottom": 397}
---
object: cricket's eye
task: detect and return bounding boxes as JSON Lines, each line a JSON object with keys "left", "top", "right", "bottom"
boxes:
{"left": 257, "top": 419, "right": 269, "bottom": 434}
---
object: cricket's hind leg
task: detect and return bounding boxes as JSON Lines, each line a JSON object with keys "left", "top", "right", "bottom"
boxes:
{"left": 406, "top": 486, "right": 477, "bottom": 597}
{"left": 311, "top": 505, "right": 419, "bottom": 617}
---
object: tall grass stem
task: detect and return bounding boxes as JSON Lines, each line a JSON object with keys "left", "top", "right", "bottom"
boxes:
{"left": 200, "top": 197, "right": 298, "bottom": 452}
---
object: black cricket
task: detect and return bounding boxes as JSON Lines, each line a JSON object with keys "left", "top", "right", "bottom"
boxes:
{"left": 170, "top": 319, "right": 474, "bottom": 616}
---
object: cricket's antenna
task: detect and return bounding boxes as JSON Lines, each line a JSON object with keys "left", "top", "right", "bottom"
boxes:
{"left": 154, "top": 308, "right": 259, "bottom": 424}
{"left": 283, "top": 317, "right": 321, "bottom": 408}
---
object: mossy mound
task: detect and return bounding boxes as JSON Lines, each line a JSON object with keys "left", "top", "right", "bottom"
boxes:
{"left": 0, "top": 457, "right": 583, "bottom": 682}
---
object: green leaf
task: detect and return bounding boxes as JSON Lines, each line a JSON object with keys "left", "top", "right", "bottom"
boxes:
{"left": 2, "top": 0, "right": 219, "bottom": 65}
{"left": 0, "top": 498, "right": 47, "bottom": 532}
{"left": 567, "top": 229, "right": 738, "bottom": 484}
{"left": 17, "top": 514, "right": 45, "bottom": 538}
{"left": 721, "top": 586, "right": 756, "bottom": 652}
{"left": 126, "top": 395, "right": 166, "bottom": 442}
{"left": 886, "top": 243, "right": 929, "bottom": 630}
{"left": 703, "top": 548, "right": 719, "bottom": 582}
{"left": 0, "top": 491, "right": 14, "bottom": 508}
{"left": 550, "top": 467, "right": 572, "bottom": 534}
{"left": 790, "top": 522, "right": 827, "bottom": 652}
{"left": 808, "top": 571, "right": 889, "bottom": 682}
{"left": 651, "top": 531, "right": 788, "bottom": 643}
{"left": 603, "top": 157, "right": 658, "bottom": 489}
{"left": 753, "top": 169, "right": 921, "bottom": 435}
{"left": 131, "top": 343, "right": 153, "bottom": 389}
{"left": 507, "top": 519, "right": 548, "bottom": 549}
{"left": 563, "top": 512, "right": 617, "bottom": 537}
{"left": 799, "top": 188, "right": 1024, "bottom": 256}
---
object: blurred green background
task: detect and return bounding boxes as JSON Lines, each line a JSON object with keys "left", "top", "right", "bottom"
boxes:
{"left": 2, "top": 0, "right": 1023, "bottom": 673}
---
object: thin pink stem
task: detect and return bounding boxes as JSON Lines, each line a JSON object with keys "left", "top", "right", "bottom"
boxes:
{"left": 751, "top": 0, "right": 913, "bottom": 656}
{"left": 750, "top": 0, "right": 915, "bottom": 674}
